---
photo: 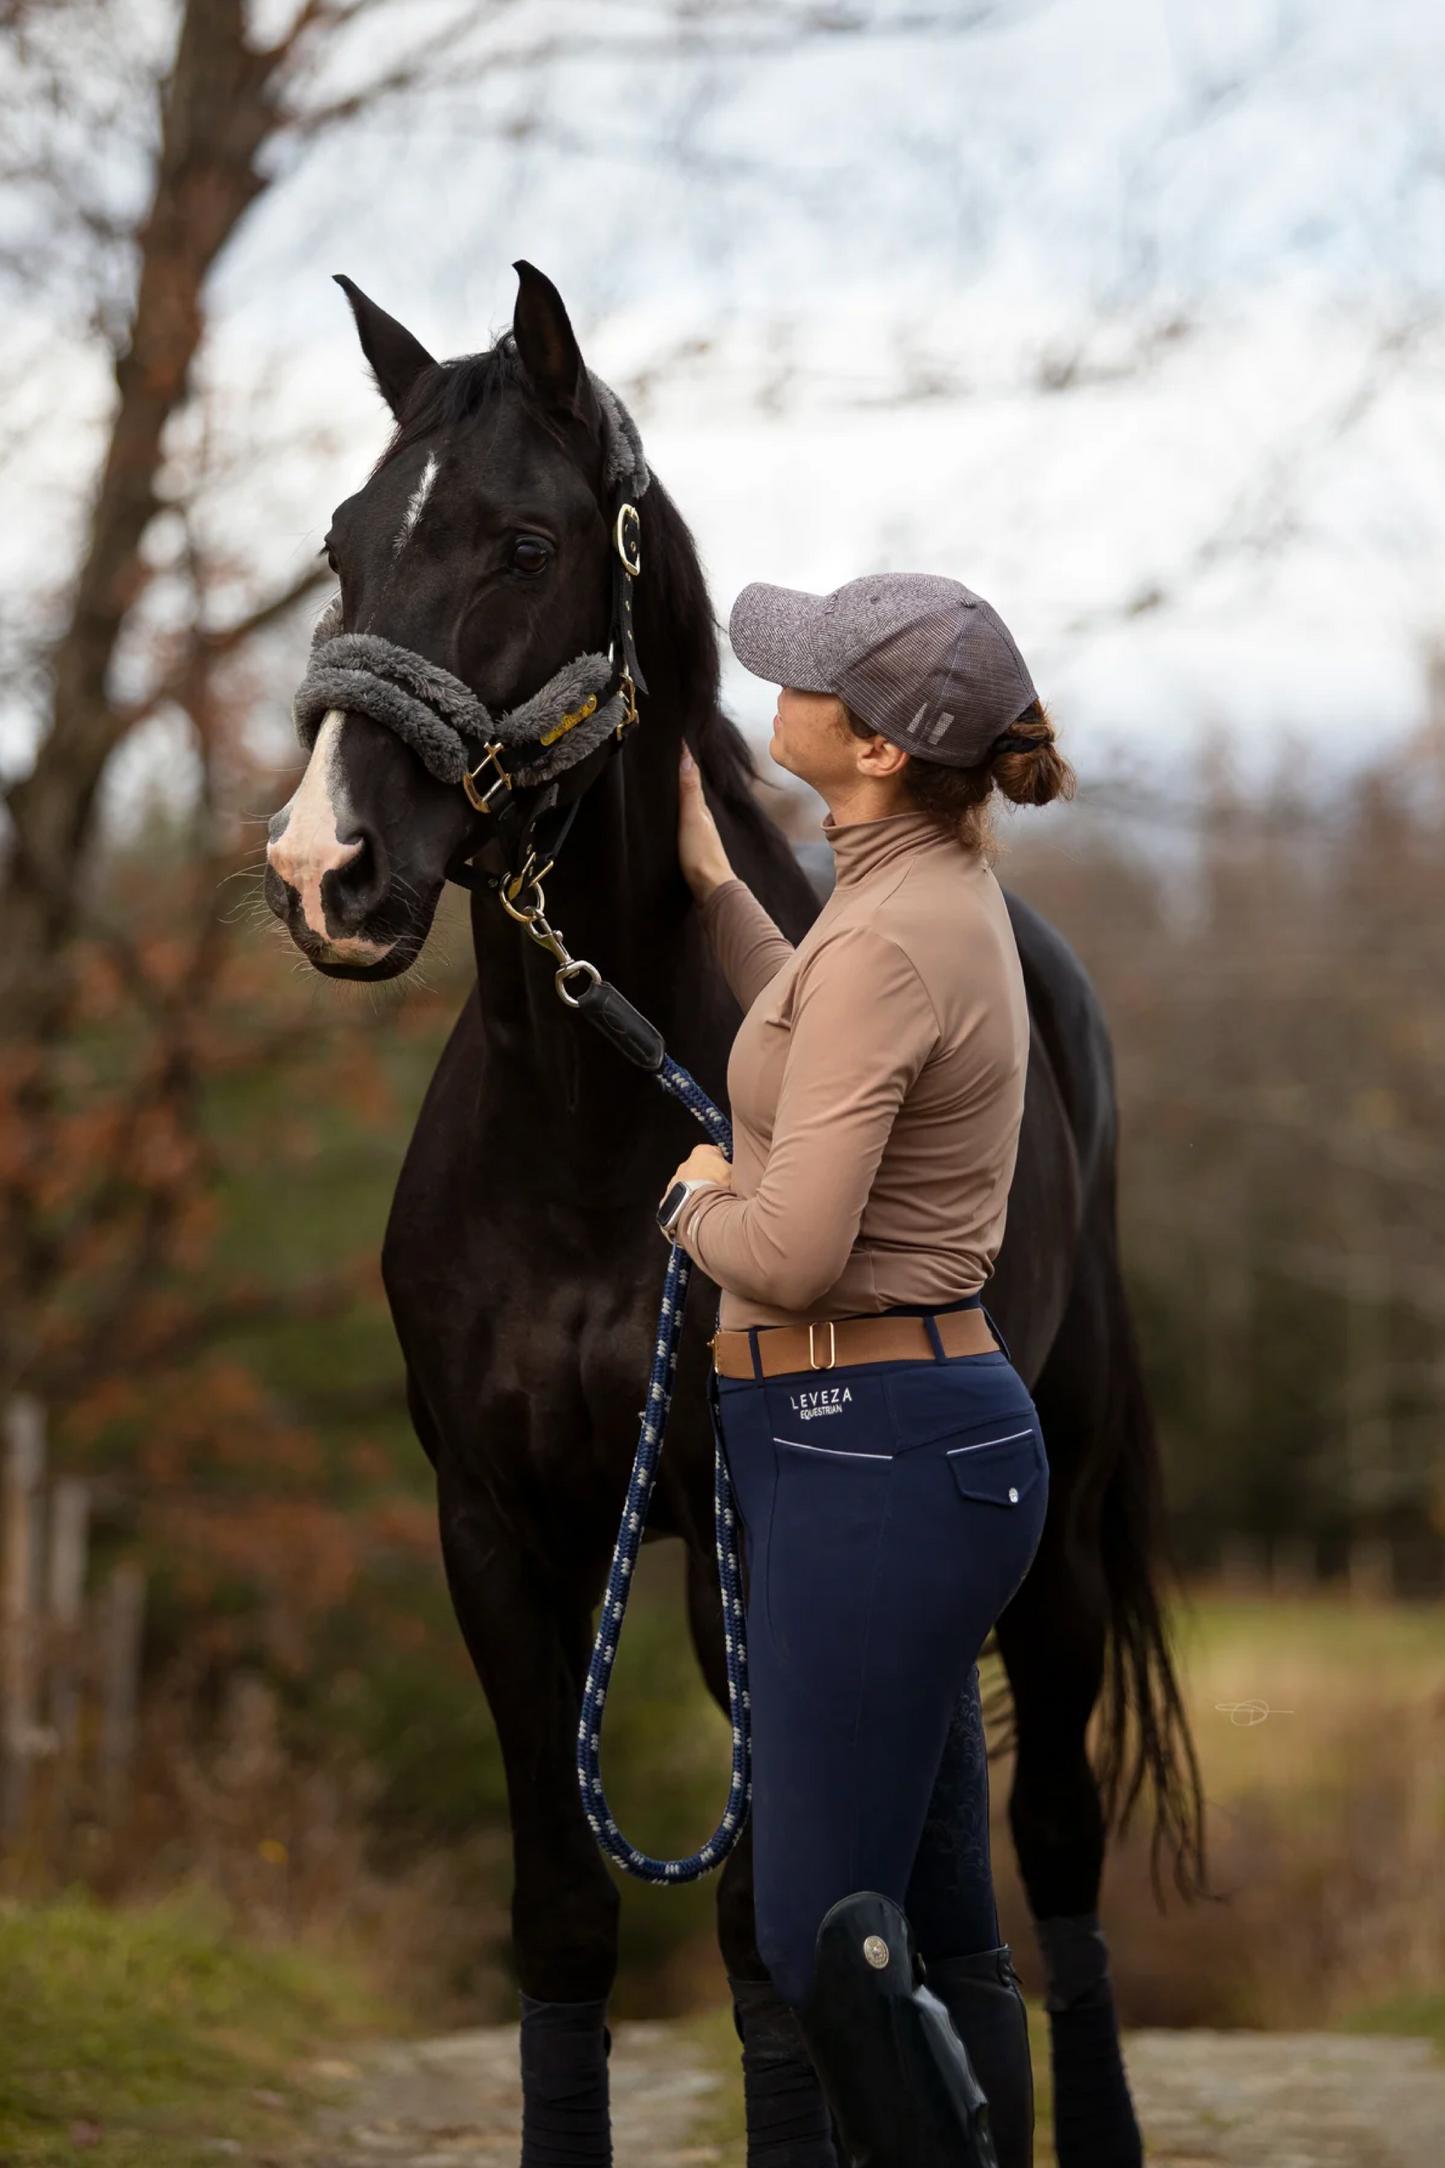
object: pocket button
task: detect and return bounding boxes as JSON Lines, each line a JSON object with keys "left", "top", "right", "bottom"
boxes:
{"left": 1008, "top": 1487, "right": 1019, "bottom": 1503}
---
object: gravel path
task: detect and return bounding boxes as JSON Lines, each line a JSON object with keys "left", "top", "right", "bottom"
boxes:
{"left": 310, "top": 2022, "right": 1445, "bottom": 2167}
{"left": 1126, "top": 2029, "right": 1445, "bottom": 2168}
{"left": 312, "top": 2022, "right": 722, "bottom": 2166}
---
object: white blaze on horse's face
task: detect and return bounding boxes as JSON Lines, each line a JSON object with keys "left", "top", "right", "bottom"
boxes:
{"left": 394, "top": 450, "right": 439, "bottom": 556}
{"left": 266, "top": 711, "right": 394, "bottom": 965}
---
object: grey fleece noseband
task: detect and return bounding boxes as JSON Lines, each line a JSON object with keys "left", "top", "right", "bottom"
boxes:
{"left": 293, "top": 610, "right": 627, "bottom": 789}
{"left": 291, "top": 369, "right": 649, "bottom": 793}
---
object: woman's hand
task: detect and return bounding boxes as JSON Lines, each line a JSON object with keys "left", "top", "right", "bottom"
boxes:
{"left": 667, "top": 1143, "right": 733, "bottom": 1193}
{"left": 678, "top": 746, "right": 736, "bottom": 903}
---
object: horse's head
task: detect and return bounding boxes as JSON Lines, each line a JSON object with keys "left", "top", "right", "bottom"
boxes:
{"left": 266, "top": 263, "right": 622, "bottom": 978}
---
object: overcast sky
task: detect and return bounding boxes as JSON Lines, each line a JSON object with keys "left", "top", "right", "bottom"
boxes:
{"left": 5, "top": 0, "right": 1445, "bottom": 803}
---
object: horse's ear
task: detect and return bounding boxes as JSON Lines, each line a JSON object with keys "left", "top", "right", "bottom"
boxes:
{"left": 512, "top": 260, "right": 601, "bottom": 434}
{"left": 333, "top": 275, "right": 437, "bottom": 419}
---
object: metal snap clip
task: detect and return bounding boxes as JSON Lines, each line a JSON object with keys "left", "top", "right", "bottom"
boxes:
{"left": 863, "top": 1936, "right": 890, "bottom": 1970}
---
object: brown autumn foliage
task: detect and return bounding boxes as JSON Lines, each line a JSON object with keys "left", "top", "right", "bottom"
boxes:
{"left": 0, "top": 0, "right": 520, "bottom": 1703}
{"left": 0, "top": 729, "right": 464, "bottom": 1627}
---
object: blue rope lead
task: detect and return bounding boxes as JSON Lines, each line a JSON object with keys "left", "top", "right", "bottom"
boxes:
{"left": 575, "top": 1055, "right": 751, "bottom": 1882}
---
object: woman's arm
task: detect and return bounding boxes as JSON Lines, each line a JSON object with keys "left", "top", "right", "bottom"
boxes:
{"left": 679, "top": 749, "right": 796, "bottom": 1011}
{"left": 676, "top": 925, "right": 938, "bottom": 1312}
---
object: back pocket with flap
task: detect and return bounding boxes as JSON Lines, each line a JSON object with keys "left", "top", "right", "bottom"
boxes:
{"left": 945, "top": 1422, "right": 1046, "bottom": 1510}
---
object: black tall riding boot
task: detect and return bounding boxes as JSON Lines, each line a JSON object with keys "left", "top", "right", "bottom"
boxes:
{"left": 1034, "top": 1914, "right": 1142, "bottom": 2168}
{"left": 730, "top": 1977, "right": 841, "bottom": 2167}
{"left": 793, "top": 1892, "right": 1000, "bottom": 2168}
{"left": 924, "top": 1946, "right": 1033, "bottom": 2168}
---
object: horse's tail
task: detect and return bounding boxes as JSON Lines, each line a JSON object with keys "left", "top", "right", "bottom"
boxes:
{"left": 1093, "top": 1206, "right": 1208, "bottom": 1901}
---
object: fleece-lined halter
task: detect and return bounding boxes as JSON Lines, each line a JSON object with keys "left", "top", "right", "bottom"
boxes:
{"left": 290, "top": 369, "right": 650, "bottom": 886}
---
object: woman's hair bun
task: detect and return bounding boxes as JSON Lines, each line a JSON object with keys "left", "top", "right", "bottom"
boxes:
{"left": 989, "top": 701, "right": 1076, "bottom": 809}
{"left": 844, "top": 691, "right": 1074, "bottom": 851}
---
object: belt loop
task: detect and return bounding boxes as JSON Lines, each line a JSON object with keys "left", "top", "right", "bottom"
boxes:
{"left": 748, "top": 1327, "right": 764, "bottom": 1383}
{"left": 923, "top": 1311, "right": 948, "bottom": 1362}
{"left": 982, "top": 1306, "right": 1011, "bottom": 1364}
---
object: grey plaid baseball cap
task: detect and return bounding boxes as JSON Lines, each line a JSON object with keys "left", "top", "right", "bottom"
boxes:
{"left": 729, "top": 572, "right": 1037, "bottom": 769}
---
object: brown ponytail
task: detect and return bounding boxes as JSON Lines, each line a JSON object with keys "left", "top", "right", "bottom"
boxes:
{"left": 988, "top": 702, "right": 1075, "bottom": 810}
{"left": 844, "top": 697, "right": 1075, "bottom": 853}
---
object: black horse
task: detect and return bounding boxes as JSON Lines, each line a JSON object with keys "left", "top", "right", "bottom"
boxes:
{"left": 265, "top": 263, "right": 1201, "bottom": 2168}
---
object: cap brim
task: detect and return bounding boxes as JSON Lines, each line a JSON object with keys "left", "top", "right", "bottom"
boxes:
{"left": 728, "top": 583, "right": 835, "bottom": 693}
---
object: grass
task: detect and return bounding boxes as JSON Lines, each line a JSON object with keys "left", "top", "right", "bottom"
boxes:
{"left": 0, "top": 1891, "right": 399, "bottom": 2165}
{"left": 993, "top": 1587, "right": 1445, "bottom": 2034}
{"left": 1170, "top": 1588, "right": 1445, "bottom": 1768}
{"left": 1340, "top": 1992, "right": 1445, "bottom": 2046}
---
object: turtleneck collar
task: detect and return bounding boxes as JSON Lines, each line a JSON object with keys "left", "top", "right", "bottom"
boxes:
{"left": 822, "top": 809, "right": 962, "bottom": 889}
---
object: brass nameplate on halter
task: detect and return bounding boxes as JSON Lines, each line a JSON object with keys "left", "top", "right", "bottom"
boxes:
{"left": 539, "top": 691, "right": 599, "bottom": 750}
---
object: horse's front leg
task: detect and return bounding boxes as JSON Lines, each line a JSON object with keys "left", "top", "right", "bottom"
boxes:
{"left": 439, "top": 1465, "right": 619, "bottom": 2168}
{"left": 685, "top": 1541, "right": 840, "bottom": 2168}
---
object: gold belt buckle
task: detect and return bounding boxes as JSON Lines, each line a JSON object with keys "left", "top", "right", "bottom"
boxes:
{"left": 808, "top": 1320, "right": 837, "bottom": 1372}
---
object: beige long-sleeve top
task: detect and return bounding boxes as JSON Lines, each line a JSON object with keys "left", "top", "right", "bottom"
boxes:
{"left": 677, "top": 810, "right": 1030, "bottom": 1329}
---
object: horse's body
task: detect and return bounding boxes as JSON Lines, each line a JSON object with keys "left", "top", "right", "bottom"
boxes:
{"left": 266, "top": 265, "right": 1200, "bottom": 2168}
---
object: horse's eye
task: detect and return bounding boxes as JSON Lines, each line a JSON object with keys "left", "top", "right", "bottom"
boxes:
{"left": 509, "top": 537, "right": 552, "bottom": 577}
{"left": 323, "top": 540, "right": 339, "bottom": 574}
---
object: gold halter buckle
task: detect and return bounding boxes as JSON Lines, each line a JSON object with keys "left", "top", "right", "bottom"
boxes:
{"left": 463, "top": 741, "right": 512, "bottom": 813}
{"left": 614, "top": 502, "right": 642, "bottom": 577}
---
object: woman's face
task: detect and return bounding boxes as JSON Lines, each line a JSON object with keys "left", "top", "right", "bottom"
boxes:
{"left": 767, "top": 686, "right": 859, "bottom": 795}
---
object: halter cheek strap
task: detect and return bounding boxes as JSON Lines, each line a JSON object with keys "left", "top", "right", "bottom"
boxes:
{"left": 453, "top": 487, "right": 647, "bottom": 892}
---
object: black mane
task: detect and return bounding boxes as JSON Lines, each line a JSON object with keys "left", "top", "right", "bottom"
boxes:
{"left": 381, "top": 335, "right": 535, "bottom": 465}
{"left": 629, "top": 471, "right": 764, "bottom": 822}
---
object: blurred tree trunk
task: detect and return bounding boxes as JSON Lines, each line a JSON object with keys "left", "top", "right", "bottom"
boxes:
{"left": 0, "top": 0, "right": 495, "bottom": 1399}
{"left": 0, "top": 0, "right": 282, "bottom": 1035}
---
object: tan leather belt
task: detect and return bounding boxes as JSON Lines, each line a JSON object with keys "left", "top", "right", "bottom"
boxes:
{"left": 711, "top": 1307, "right": 997, "bottom": 1381}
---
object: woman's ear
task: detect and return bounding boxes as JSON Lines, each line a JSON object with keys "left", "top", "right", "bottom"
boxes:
{"left": 853, "top": 731, "right": 910, "bottom": 780}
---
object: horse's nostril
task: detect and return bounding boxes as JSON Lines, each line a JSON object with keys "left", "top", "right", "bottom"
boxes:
{"left": 324, "top": 828, "right": 390, "bottom": 932}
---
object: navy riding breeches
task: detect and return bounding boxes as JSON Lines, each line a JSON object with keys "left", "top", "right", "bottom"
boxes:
{"left": 716, "top": 1322, "right": 1048, "bottom": 2006}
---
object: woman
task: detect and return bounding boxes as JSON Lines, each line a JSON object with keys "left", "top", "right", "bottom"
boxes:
{"left": 661, "top": 572, "right": 1074, "bottom": 2168}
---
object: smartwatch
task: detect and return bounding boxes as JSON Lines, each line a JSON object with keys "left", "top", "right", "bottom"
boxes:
{"left": 656, "top": 1177, "right": 715, "bottom": 1241}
